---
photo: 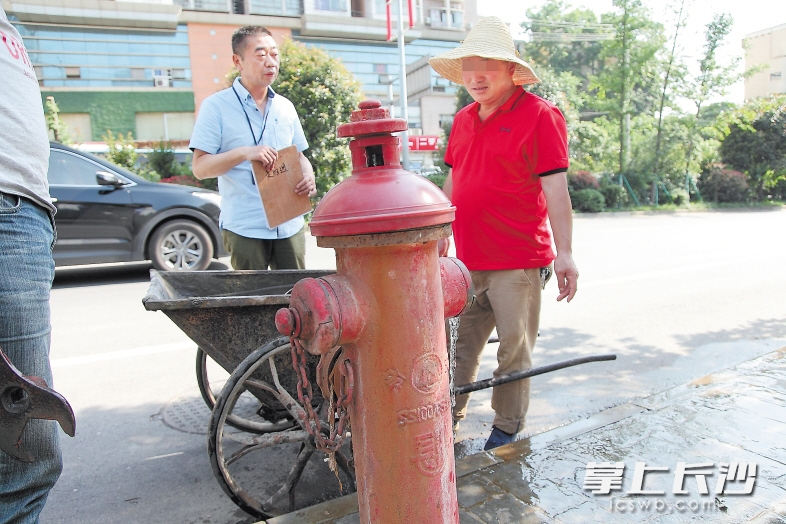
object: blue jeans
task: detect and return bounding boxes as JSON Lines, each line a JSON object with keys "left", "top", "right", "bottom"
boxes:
{"left": 0, "top": 192, "right": 61, "bottom": 524}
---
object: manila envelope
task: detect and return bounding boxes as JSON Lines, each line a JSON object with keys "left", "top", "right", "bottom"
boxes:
{"left": 251, "top": 145, "right": 313, "bottom": 228}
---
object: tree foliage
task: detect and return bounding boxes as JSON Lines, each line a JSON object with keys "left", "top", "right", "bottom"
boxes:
{"left": 432, "top": 1, "right": 782, "bottom": 207}
{"left": 718, "top": 95, "right": 786, "bottom": 199}
{"left": 102, "top": 130, "right": 161, "bottom": 182}
{"left": 682, "top": 13, "right": 743, "bottom": 175}
{"left": 274, "top": 39, "right": 363, "bottom": 198}
{"left": 44, "top": 96, "right": 72, "bottom": 145}
{"left": 522, "top": 0, "right": 605, "bottom": 85}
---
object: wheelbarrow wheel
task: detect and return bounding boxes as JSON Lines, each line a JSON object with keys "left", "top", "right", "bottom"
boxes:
{"left": 208, "top": 337, "right": 354, "bottom": 519}
{"left": 196, "top": 347, "right": 217, "bottom": 409}
{"left": 197, "top": 347, "right": 290, "bottom": 434}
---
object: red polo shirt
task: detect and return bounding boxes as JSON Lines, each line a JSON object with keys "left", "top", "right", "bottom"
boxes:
{"left": 444, "top": 88, "right": 569, "bottom": 270}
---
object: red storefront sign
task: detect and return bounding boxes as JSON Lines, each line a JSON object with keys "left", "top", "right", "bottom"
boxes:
{"left": 408, "top": 136, "right": 440, "bottom": 151}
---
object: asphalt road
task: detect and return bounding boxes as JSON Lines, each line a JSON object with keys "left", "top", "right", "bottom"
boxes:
{"left": 39, "top": 209, "right": 786, "bottom": 524}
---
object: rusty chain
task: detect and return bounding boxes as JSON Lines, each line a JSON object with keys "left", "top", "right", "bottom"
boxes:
{"left": 289, "top": 337, "right": 353, "bottom": 453}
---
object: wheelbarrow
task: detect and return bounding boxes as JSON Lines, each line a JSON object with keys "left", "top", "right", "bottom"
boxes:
{"left": 142, "top": 269, "right": 352, "bottom": 519}
{"left": 143, "top": 269, "right": 616, "bottom": 520}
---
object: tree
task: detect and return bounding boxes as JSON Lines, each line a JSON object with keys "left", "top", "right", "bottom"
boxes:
{"left": 103, "top": 130, "right": 139, "bottom": 171}
{"left": 683, "top": 13, "right": 742, "bottom": 175}
{"left": 274, "top": 40, "right": 363, "bottom": 198}
{"left": 718, "top": 95, "right": 786, "bottom": 200}
{"left": 147, "top": 140, "right": 179, "bottom": 179}
{"left": 521, "top": 0, "right": 607, "bottom": 89}
{"left": 44, "top": 96, "right": 72, "bottom": 145}
{"left": 591, "top": 0, "right": 665, "bottom": 174}
{"left": 102, "top": 130, "right": 160, "bottom": 182}
{"left": 653, "top": 0, "right": 689, "bottom": 177}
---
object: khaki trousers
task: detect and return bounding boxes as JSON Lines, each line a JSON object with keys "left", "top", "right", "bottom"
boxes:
{"left": 222, "top": 227, "right": 306, "bottom": 270}
{"left": 452, "top": 268, "right": 542, "bottom": 434}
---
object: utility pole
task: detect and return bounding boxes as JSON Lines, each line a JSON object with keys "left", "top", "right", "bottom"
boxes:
{"left": 396, "top": 0, "right": 410, "bottom": 170}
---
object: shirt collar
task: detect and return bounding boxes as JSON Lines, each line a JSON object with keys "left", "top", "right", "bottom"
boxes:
{"left": 471, "top": 87, "right": 526, "bottom": 120}
{"left": 233, "top": 77, "right": 277, "bottom": 104}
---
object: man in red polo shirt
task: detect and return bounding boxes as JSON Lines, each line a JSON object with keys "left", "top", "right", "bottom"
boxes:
{"left": 429, "top": 16, "right": 579, "bottom": 450}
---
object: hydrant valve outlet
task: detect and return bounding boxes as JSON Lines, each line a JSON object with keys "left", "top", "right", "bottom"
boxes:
{"left": 440, "top": 257, "right": 474, "bottom": 318}
{"left": 275, "top": 307, "right": 300, "bottom": 338}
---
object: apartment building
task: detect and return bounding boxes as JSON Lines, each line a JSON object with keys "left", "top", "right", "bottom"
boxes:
{"left": 744, "top": 22, "right": 786, "bottom": 99}
{"left": 3, "top": 0, "right": 476, "bottom": 165}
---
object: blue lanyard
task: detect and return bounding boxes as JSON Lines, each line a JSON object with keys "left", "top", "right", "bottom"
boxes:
{"left": 232, "top": 85, "right": 271, "bottom": 185}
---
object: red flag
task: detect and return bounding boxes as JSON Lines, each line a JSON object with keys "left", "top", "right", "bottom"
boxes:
{"left": 408, "top": 0, "right": 414, "bottom": 28}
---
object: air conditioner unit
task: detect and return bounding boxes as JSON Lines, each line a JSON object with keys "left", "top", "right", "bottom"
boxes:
{"left": 153, "top": 75, "right": 172, "bottom": 88}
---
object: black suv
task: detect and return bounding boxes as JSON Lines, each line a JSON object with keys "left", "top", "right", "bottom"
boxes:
{"left": 48, "top": 142, "right": 224, "bottom": 271}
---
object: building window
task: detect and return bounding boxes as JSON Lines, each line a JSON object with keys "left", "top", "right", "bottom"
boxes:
{"left": 173, "top": 0, "right": 231, "bottom": 12}
{"left": 13, "top": 22, "right": 192, "bottom": 88}
{"left": 314, "top": 0, "right": 347, "bottom": 12}
{"left": 374, "top": 63, "right": 387, "bottom": 74}
{"left": 136, "top": 112, "right": 195, "bottom": 141}
{"left": 451, "top": 8, "right": 463, "bottom": 27}
{"left": 60, "top": 114, "right": 93, "bottom": 143}
{"left": 427, "top": 7, "right": 462, "bottom": 28}
{"left": 438, "top": 114, "right": 454, "bottom": 129}
{"left": 249, "top": 0, "right": 303, "bottom": 16}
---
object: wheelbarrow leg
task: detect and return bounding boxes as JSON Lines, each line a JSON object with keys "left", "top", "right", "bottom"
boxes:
{"left": 263, "top": 436, "right": 317, "bottom": 511}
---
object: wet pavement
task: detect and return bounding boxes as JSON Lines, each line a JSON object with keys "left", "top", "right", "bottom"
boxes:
{"left": 259, "top": 345, "right": 786, "bottom": 523}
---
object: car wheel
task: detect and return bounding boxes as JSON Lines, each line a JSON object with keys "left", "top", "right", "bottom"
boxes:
{"left": 149, "top": 219, "right": 213, "bottom": 271}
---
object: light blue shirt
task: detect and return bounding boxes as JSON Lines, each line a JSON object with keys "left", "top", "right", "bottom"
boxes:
{"left": 189, "top": 77, "right": 309, "bottom": 239}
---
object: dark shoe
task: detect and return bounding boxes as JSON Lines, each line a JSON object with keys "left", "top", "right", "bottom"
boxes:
{"left": 483, "top": 426, "right": 516, "bottom": 450}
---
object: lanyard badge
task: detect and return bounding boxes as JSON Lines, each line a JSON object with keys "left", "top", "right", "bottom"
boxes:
{"left": 232, "top": 85, "right": 271, "bottom": 186}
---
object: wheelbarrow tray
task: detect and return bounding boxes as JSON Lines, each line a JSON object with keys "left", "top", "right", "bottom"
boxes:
{"left": 142, "top": 269, "right": 333, "bottom": 378}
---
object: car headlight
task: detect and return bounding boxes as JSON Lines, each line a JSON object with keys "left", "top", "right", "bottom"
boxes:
{"left": 191, "top": 191, "right": 221, "bottom": 207}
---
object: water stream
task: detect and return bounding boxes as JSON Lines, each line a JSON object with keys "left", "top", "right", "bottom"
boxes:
{"left": 448, "top": 316, "right": 460, "bottom": 407}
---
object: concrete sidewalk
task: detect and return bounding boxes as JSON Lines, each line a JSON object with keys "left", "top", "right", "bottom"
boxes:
{"left": 261, "top": 346, "right": 786, "bottom": 524}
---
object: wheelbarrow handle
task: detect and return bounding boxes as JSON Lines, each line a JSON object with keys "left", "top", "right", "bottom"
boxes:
{"left": 453, "top": 353, "right": 617, "bottom": 396}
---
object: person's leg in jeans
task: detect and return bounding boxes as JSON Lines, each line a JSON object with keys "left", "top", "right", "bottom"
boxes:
{"left": 0, "top": 193, "right": 62, "bottom": 524}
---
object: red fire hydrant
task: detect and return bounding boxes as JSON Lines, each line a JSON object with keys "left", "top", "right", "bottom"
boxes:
{"left": 275, "top": 100, "right": 472, "bottom": 523}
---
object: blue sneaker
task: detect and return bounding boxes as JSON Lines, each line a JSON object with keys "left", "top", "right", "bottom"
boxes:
{"left": 484, "top": 426, "right": 516, "bottom": 450}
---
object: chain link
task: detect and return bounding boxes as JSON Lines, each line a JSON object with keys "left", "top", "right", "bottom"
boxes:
{"left": 290, "top": 337, "right": 353, "bottom": 453}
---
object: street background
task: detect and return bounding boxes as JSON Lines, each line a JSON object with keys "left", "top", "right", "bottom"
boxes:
{"left": 41, "top": 209, "right": 786, "bottom": 523}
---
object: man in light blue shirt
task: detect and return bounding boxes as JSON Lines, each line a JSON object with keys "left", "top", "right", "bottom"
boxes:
{"left": 191, "top": 25, "right": 316, "bottom": 270}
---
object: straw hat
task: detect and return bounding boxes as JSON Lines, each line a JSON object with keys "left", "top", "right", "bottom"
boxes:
{"left": 429, "top": 16, "right": 540, "bottom": 86}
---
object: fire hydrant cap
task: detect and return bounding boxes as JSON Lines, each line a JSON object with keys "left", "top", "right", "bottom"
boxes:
{"left": 310, "top": 100, "right": 455, "bottom": 237}
{"left": 275, "top": 307, "right": 300, "bottom": 337}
